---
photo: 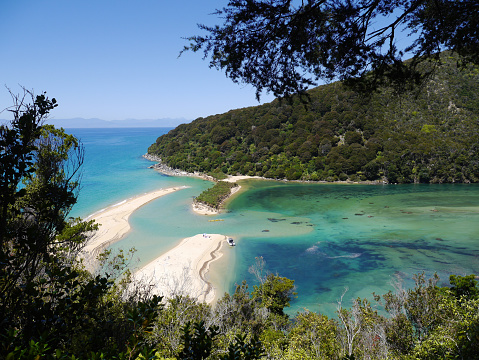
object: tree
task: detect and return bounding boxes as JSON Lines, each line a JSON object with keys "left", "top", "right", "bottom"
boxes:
{"left": 287, "top": 311, "right": 341, "bottom": 359}
{"left": 184, "top": 0, "right": 479, "bottom": 98}
{"left": 0, "top": 90, "right": 165, "bottom": 358}
{"left": 448, "top": 274, "right": 479, "bottom": 300}
{"left": 178, "top": 321, "right": 219, "bottom": 360}
{"left": 0, "top": 90, "right": 101, "bottom": 350}
{"left": 251, "top": 273, "right": 296, "bottom": 316}
{"left": 337, "top": 289, "right": 362, "bottom": 358}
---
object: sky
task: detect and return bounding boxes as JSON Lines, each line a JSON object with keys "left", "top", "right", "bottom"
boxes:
{"left": 0, "top": 1, "right": 276, "bottom": 123}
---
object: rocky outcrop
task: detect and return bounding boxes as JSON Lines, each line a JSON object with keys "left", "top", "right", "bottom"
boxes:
{"left": 143, "top": 154, "right": 197, "bottom": 177}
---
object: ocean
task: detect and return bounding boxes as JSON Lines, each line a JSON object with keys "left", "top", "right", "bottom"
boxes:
{"left": 68, "top": 128, "right": 479, "bottom": 317}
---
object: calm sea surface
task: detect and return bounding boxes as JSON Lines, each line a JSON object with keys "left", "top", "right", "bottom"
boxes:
{"left": 68, "top": 128, "right": 479, "bottom": 317}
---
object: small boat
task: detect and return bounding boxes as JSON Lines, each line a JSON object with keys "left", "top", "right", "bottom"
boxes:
{"left": 208, "top": 219, "right": 224, "bottom": 222}
{"left": 227, "top": 237, "right": 236, "bottom": 246}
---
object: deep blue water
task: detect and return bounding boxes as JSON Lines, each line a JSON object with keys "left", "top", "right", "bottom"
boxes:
{"left": 67, "top": 128, "right": 479, "bottom": 317}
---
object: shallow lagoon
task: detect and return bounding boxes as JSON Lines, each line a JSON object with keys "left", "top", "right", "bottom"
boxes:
{"left": 224, "top": 181, "right": 479, "bottom": 315}
{"left": 69, "top": 128, "right": 479, "bottom": 317}
{"left": 117, "top": 180, "right": 479, "bottom": 317}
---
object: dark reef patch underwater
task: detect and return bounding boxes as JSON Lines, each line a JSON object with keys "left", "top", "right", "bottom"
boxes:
{"left": 227, "top": 181, "right": 479, "bottom": 316}
{"left": 69, "top": 128, "right": 479, "bottom": 317}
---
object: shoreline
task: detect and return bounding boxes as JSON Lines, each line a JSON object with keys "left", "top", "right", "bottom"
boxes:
{"left": 132, "top": 233, "right": 229, "bottom": 304}
{"left": 143, "top": 153, "right": 389, "bottom": 185}
{"left": 192, "top": 183, "right": 244, "bottom": 215}
{"left": 143, "top": 154, "right": 389, "bottom": 215}
{"left": 143, "top": 155, "right": 257, "bottom": 215}
{"left": 82, "top": 181, "right": 232, "bottom": 304}
{"left": 144, "top": 153, "right": 214, "bottom": 181}
{"left": 83, "top": 186, "right": 187, "bottom": 261}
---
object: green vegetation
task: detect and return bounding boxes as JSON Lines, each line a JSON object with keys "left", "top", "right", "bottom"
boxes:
{"left": 195, "top": 181, "right": 237, "bottom": 209}
{"left": 2, "top": 93, "right": 479, "bottom": 358}
{"left": 206, "top": 172, "right": 228, "bottom": 181}
{"left": 149, "top": 53, "right": 479, "bottom": 184}
{"left": 0, "top": 91, "right": 164, "bottom": 359}
{"left": 184, "top": 1, "right": 479, "bottom": 98}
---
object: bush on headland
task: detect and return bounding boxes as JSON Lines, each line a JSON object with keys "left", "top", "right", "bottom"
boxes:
{"left": 149, "top": 53, "right": 479, "bottom": 184}
{"left": 195, "top": 180, "right": 238, "bottom": 210}
{"left": 2, "top": 90, "right": 479, "bottom": 359}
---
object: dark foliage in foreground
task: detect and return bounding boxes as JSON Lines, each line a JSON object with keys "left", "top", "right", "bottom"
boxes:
{"left": 149, "top": 53, "right": 479, "bottom": 184}
{"left": 184, "top": 0, "right": 479, "bottom": 98}
{"left": 2, "top": 92, "right": 479, "bottom": 359}
{"left": 0, "top": 90, "right": 166, "bottom": 359}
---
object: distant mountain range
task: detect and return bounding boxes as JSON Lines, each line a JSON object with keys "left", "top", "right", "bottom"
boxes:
{"left": 1, "top": 117, "right": 191, "bottom": 128}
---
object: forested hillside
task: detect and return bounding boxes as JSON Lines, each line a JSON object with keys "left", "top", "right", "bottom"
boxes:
{"left": 149, "top": 54, "right": 479, "bottom": 183}
{"left": 4, "top": 83, "right": 479, "bottom": 360}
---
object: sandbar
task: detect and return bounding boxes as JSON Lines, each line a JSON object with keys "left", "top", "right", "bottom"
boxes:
{"left": 192, "top": 202, "right": 220, "bottom": 215}
{"left": 83, "top": 186, "right": 186, "bottom": 258}
{"left": 223, "top": 175, "right": 264, "bottom": 183}
{"left": 133, "top": 233, "right": 229, "bottom": 304}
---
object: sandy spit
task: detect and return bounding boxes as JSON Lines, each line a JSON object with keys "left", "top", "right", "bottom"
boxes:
{"left": 83, "top": 186, "right": 187, "bottom": 258}
{"left": 133, "top": 233, "right": 229, "bottom": 304}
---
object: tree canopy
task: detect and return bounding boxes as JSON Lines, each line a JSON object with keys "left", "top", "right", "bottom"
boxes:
{"left": 184, "top": 0, "right": 479, "bottom": 98}
{"left": 3, "top": 91, "right": 479, "bottom": 358}
{"left": 0, "top": 91, "right": 165, "bottom": 359}
{"left": 149, "top": 53, "right": 479, "bottom": 184}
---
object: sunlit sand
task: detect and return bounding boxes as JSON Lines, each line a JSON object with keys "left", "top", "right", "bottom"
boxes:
{"left": 84, "top": 187, "right": 186, "bottom": 257}
{"left": 133, "top": 233, "right": 229, "bottom": 304}
{"left": 82, "top": 186, "right": 230, "bottom": 303}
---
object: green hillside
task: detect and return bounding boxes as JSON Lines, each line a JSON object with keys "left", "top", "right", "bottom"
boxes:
{"left": 149, "top": 54, "right": 479, "bottom": 184}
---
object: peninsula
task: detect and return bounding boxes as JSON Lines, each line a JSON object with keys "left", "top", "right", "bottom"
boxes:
{"left": 147, "top": 53, "right": 479, "bottom": 185}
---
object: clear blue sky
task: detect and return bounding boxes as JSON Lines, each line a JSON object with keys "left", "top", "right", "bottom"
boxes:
{"left": 1, "top": 1, "right": 275, "bottom": 122}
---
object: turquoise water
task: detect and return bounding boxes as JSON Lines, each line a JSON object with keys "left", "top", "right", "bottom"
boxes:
{"left": 226, "top": 182, "right": 479, "bottom": 315}
{"left": 67, "top": 128, "right": 200, "bottom": 218}
{"left": 68, "top": 128, "right": 479, "bottom": 317}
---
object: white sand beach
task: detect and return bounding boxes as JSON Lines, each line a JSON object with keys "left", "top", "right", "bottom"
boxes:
{"left": 82, "top": 186, "right": 230, "bottom": 303}
{"left": 133, "top": 233, "right": 228, "bottom": 304}
{"left": 223, "top": 175, "right": 264, "bottom": 183}
{"left": 83, "top": 186, "right": 186, "bottom": 258}
{"left": 192, "top": 202, "right": 220, "bottom": 215}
